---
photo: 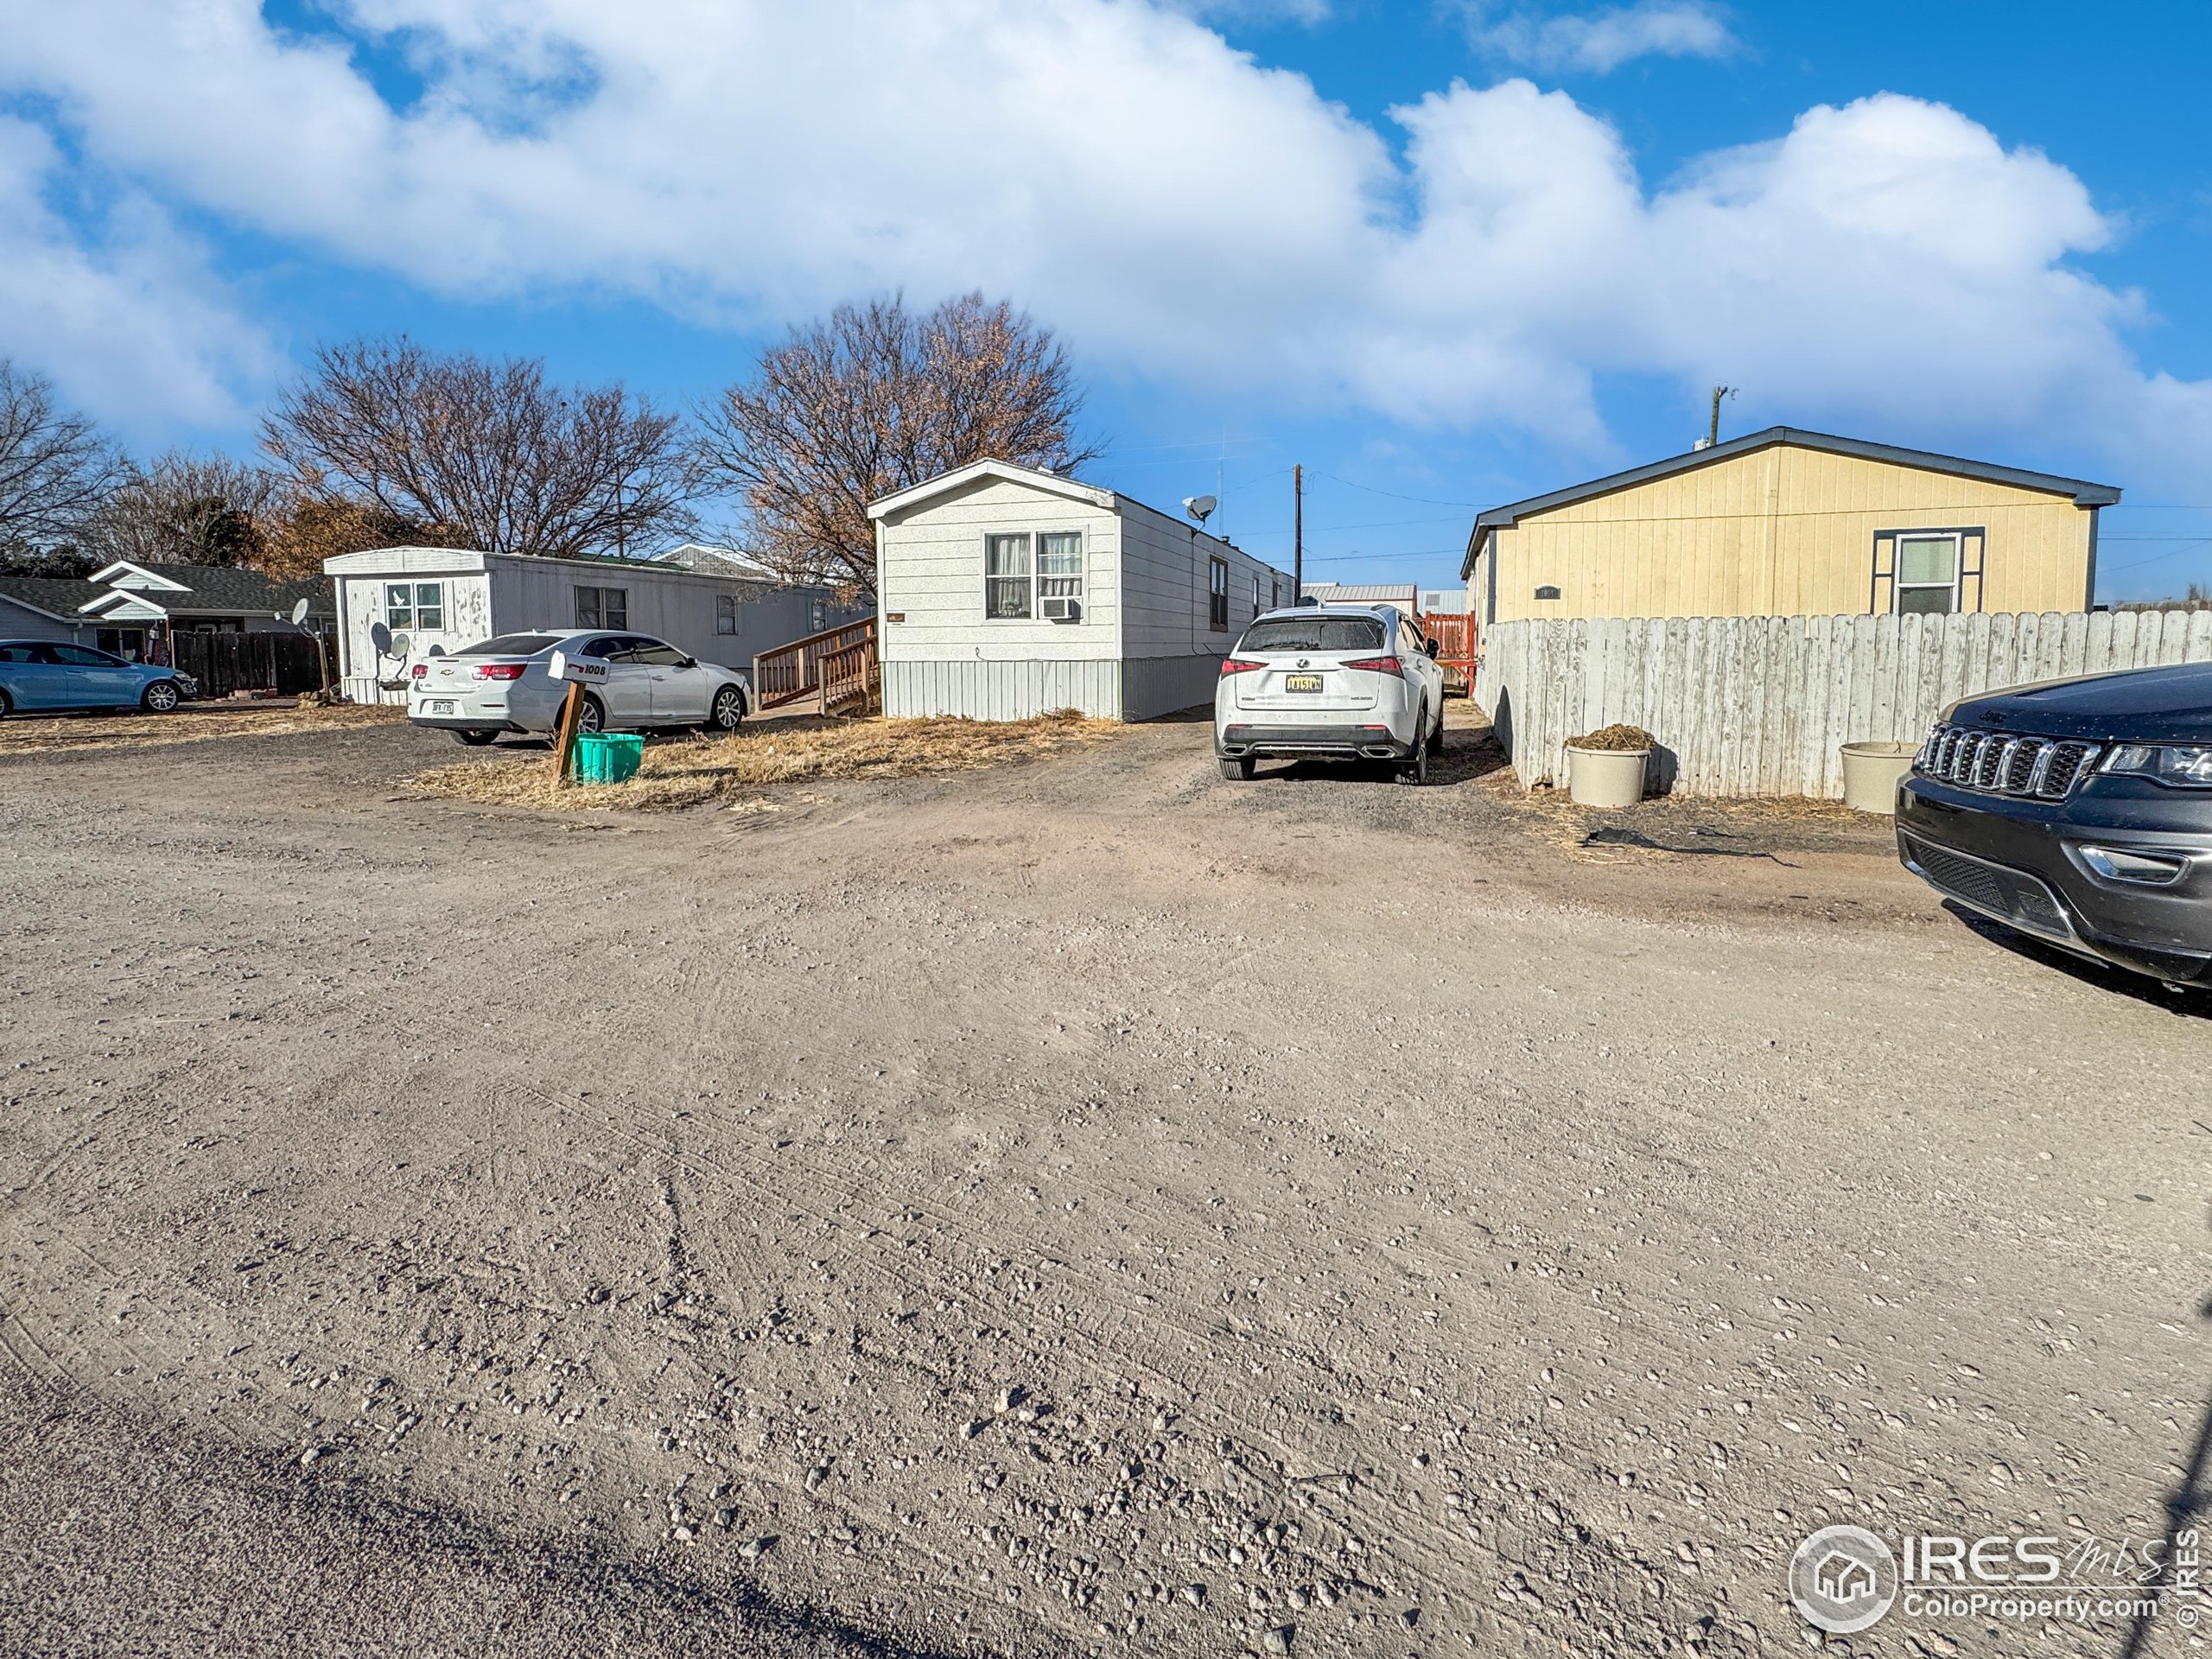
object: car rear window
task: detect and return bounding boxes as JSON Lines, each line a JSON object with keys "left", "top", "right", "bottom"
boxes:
{"left": 456, "top": 633, "right": 563, "bottom": 658}
{"left": 1236, "top": 616, "right": 1386, "bottom": 655}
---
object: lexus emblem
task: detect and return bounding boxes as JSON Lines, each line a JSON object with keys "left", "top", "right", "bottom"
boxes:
{"left": 1297, "top": 658, "right": 1310, "bottom": 668}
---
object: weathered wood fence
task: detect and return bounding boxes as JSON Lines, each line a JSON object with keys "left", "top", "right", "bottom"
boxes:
{"left": 1475, "top": 608, "right": 2212, "bottom": 799}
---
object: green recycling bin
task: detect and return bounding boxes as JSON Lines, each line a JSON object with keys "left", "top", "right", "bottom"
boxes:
{"left": 573, "top": 731, "right": 644, "bottom": 785}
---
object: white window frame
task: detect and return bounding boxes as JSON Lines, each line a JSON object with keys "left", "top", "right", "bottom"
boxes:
{"left": 982, "top": 531, "right": 1087, "bottom": 622}
{"left": 1891, "top": 531, "right": 1963, "bottom": 615}
{"left": 1037, "top": 530, "right": 1084, "bottom": 622}
{"left": 385, "top": 581, "right": 443, "bottom": 632}
{"left": 715, "top": 593, "right": 739, "bottom": 635}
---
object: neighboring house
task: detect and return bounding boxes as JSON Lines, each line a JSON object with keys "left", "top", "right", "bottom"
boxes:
{"left": 324, "top": 545, "right": 863, "bottom": 703}
{"left": 1302, "top": 582, "right": 1419, "bottom": 610}
{"left": 0, "top": 576, "right": 102, "bottom": 647}
{"left": 867, "top": 458, "right": 1294, "bottom": 722}
{"left": 649, "top": 543, "right": 786, "bottom": 582}
{"left": 0, "top": 563, "right": 334, "bottom": 664}
{"left": 1461, "top": 427, "right": 2121, "bottom": 628}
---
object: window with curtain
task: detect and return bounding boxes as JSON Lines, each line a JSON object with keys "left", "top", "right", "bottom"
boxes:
{"left": 1038, "top": 531, "right": 1083, "bottom": 620}
{"left": 575, "top": 585, "right": 628, "bottom": 629}
{"left": 986, "top": 533, "right": 1033, "bottom": 619}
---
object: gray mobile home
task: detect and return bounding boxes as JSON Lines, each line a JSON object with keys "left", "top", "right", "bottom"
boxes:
{"left": 868, "top": 459, "right": 1293, "bottom": 721}
{"left": 326, "top": 546, "right": 861, "bottom": 703}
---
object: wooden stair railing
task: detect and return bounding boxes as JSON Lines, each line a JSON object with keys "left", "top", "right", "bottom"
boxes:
{"left": 753, "top": 617, "right": 879, "bottom": 714}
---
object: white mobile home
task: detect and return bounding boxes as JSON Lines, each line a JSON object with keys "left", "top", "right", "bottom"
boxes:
{"left": 326, "top": 546, "right": 861, "bottom": 703}
{"left": 868, "top": 460, "right": 1293, "bottom": 721}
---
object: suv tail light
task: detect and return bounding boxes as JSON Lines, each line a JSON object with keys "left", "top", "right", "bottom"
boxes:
{"left": 1219, "top": 658, "right": 1264, "bottom": 677}
{"left": 474, "top": 662, "right": 526, "bottom": 681}
{"left": 410, "top": 664, "right": 428, "bottom": 679}
{"left": 1340, "top": 655, "right": 1404, "bottom": 678}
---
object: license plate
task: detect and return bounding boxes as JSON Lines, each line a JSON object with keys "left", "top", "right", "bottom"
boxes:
{"left": 1285, "top": 673, "right": 1323, "bottom": 693}
{"left": 428, "top": 699, "right": 455, "bottom": 715}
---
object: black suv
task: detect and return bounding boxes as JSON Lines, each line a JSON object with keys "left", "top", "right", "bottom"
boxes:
{"left": 1896, "top": 661, "right": 2212, "bottom": 987}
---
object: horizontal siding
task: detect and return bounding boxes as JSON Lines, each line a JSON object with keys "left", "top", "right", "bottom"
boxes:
{"left": 1476, "top": 607, "right": 2212, "bottom": 798}
{"left": 877, "top": 475, "right": 1122, "bottom": 660}
{"left": 0, "top": 594, "right": 90, "bottom": 644}
{"left": 1117, "top": 500, "right": 1287, "bottom": 659}
{"left": 883, "top": 659, "right": 1122, "bottom": 721}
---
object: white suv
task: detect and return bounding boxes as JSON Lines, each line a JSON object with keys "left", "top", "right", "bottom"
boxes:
{"left": 1214, "top": 605, "right": 1448, "bottom": 785}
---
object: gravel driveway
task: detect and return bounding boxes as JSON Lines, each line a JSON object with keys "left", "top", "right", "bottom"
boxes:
{"left": 2, "top": 714, "right": 2205, "bottom": 1658}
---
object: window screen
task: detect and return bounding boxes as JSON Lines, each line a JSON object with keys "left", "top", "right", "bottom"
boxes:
{"left": 1894, "top": 535, "right": 1960, "bottom": 615}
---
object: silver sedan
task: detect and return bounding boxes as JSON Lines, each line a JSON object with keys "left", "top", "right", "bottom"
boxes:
{"left": 408, "top": 629, "right": 752, "bottom": 746}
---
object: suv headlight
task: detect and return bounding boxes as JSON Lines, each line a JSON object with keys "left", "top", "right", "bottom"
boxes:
{"left": 2104, "top": 745, "right": 2212, "bottom": 788}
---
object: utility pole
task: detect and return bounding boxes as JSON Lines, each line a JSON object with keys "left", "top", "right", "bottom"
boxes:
{"left": 1293, "top": 463, "right": 1303, "bottom": 601}
{"left": 1707, "top": 385, "right": 1736, "bottom": 449}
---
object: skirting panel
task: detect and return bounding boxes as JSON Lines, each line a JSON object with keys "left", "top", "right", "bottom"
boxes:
{"left": 882, "top": 658, "right": 1125, "bottom": 721}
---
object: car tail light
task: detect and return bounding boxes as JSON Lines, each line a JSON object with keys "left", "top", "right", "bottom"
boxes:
{"left": 474, "top": 663, "right": 526, "bottom": 681}
{"left": 1219, "top": 658, "right": 1264, "bottom": 676}
{"left": 410, "top": 664, "right": 428, "bottom": 679}
{"left": 1340, "top": 655, "right": 1404, "bottom": 678}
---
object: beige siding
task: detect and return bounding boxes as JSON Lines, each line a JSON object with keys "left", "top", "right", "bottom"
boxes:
{"left": 1483, "top": 443, "right": 2095, "bottom": 625}
{"left": 876, "top": 474, "right": 1123, "bottom": 664}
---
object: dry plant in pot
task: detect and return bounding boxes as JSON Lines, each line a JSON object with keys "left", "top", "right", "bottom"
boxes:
{"left": 1564, "top": 723, "right": 1654, "bottom": 807}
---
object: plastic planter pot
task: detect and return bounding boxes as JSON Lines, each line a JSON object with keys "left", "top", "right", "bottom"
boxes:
{"left": 1565, "top": 744, "right": 1649, "bottom": 808}
{"left": 1840, "top": 741, "right": 1916, "bottom": 814}
{"left": 574, "top": 731, "right": 645, "bottom": 785}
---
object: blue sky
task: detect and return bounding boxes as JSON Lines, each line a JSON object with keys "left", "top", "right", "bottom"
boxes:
{"left": 2, "top": 2, "right": 2209, "bottom": 600}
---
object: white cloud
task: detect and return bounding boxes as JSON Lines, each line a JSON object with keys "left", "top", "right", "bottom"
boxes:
{"left": 0, "top": 117, "right": 280, "bottom": 440}
{"left": 1463, "top": 2, "right": 1738, "bottom": 75}
{"left": 0, "top": 0, "right": 2204, "bottom": 491}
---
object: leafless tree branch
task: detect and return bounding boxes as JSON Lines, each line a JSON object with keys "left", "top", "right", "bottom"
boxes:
{"left": 261, "top": 338, "right": 699, "bottom": 560}
{"left": 696, "top": 293, "right": 1097, "bottom": 592}
{"left": 0, "top": 361, "right": 124, "bottom": 561}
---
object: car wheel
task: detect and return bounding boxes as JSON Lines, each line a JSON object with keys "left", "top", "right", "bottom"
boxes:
{"left": 0, "top": 687, "right": 11, "bottom": 719}
{"left": 1217, "top": 754, "right": 1254, "bottom": 782}
{"left": 453, "top": 729, "right": 499, "bottom": 747}
{"left": 1426, "top": 704, "right": 1446, "bottom": 756}
{"left": 576, "top": 694, "right": 606, "bottom": 735}
{"left": 707, "top": 685, "right": 747, "bottom": 733}
{"left": 1395, "top": 736, "right": 1429, "bottom": 786}
{"left": 140, "top": 679, "right": 181, "bottom": 714}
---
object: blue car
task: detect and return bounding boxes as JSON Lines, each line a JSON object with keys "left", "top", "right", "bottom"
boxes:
{"left": 0, "top": 640, "right": 195, "bottom": 717}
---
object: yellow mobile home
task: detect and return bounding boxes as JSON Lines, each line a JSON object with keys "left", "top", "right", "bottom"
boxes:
{"left": 1461, "top": 428, "right": 2120, "bottom": 627}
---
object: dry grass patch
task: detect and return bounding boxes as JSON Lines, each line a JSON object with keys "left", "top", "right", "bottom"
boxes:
{"left": 0, "top": 698, "right": 406, "bottom": 755}
{"left": 406, "top": 711, "right": 1122, "bottom": 811}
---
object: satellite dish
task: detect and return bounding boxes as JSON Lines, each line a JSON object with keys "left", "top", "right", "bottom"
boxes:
{"left": 1182, "top": 495, "right": 1217, "bottom": 528}
{"left": 289, "top": 597, "right": 311, "bottom": 626}
{"left": 389, "top": 631, "right": 412, "bottom": 658}
{"left": 370, "top": 621, "right": 392, "bottom": 655}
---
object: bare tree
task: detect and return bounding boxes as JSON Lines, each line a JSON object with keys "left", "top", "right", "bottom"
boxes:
{"left": 697, "top": 293, "right": 1097, "bottom": 592}
{"left": 0, "top": 361, "right": 124, "bottom": 565}
{"left": 85, "top": 451, "right": 283, "bottom": 568}
{"left": 252, "top": 487, "right": 455, "bottom": 583}
{"left": 262, "top": 339, "right": 697, "bottom": 560}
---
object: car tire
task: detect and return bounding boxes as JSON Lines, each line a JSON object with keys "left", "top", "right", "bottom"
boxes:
{"left": 1218, "top": 755, "right": 1254, "bottom": 782}
{"left": 0, "top": 687, "right": 11, "bottom": 719}
{"left": 1425, "top": 703, "right": 1446, "bottom": 756}
{"left": 140, "top": 679, "right": 181, "bottom": 714}
{"left": 453, "top": 729, "right": 499, "bottom": 747}
{"left": 706, "top": 685, "right": 747, "bottom": 734}
{"left": 576, "top": 694, "right": 607, "bottom": 735}
{"left": 1395, "top": 736, "right": 1429, "bottom": 786}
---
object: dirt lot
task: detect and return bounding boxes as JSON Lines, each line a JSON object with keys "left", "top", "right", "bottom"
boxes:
{"left": 3, "top": 708, "right": 2207, "bottom": 1658}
